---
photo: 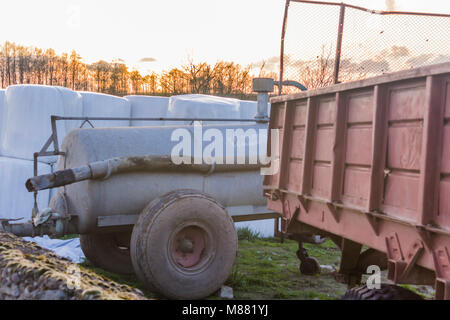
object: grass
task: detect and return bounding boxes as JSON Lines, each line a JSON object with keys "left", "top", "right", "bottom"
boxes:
{"left": 237, "top": 227, "right": 261, "bottom": 242}
{"left": 78, "top": 229, "right": 345, "bottom": 300}
{"left": 223, "top": 235, "right": 346, "bottom": 300}
{"left": 55, "top": 234, "right": 79, "bottom": 240}
{"left": 78, "top": 228, "right": 435, "bottom": 300}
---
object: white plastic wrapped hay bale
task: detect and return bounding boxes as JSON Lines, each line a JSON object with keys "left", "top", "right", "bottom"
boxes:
{"left": 0, "top": 85, "right": 82, "bottom": 163}
{"left": 125, "top": 95, "right": 169, "bottom": 126}
{"left": 0, "top": 89, "right": 5, "bottom": 155}
{"left": 0, "top": 156, "right": 51, "bottom": 222}
{"left": 80, "top": 92, "right": 131, "bottom": 128}
{"left": 235, "top": 220, "right": 275, "bottom": 238}
{"left": 166, "top": 94, "right": 241, "bottom": 126}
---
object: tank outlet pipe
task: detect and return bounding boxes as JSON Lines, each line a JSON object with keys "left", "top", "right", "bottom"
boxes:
{"left": 0, "top": 219, "right": 74, "bottom": 237}
{"left": 252, "top": 78, "right": 274, "bottom": 121}
{"left": 25, "top": 155, "right": 263, "bottom": 192}
{"left": 0, "top": 212, "right": 76, "bottom": 237}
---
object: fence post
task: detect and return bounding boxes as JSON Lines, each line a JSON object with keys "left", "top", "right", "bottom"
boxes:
{"left": 279, "top": 0, "right": 290, "bottom": 95}
{"left": 333, "top": 3, "right": 346, "bottom": 84}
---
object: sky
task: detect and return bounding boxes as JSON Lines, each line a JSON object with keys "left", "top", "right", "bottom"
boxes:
{"left": 0, "top": 0, "right": 448, "bottom": 75}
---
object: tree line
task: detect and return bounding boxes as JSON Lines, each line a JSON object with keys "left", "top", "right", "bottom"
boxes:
{"left": 0, "top": 41, "right": 257, "bottom": 97}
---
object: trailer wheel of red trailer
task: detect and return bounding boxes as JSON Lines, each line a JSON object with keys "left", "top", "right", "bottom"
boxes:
{"left": 80, "top": 232, "right": 134, "bottom": 275}
{"left": 299, "top": 257, "right": 321, "bottom": 275}
{"left": 130, "top": 189, "right": 238, "bottom": 300}
{"left": 341, "top": 284, "right": 423, "bottom": 300}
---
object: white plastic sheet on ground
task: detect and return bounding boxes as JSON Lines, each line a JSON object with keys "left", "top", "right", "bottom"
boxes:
{"left": 166, "top": 94, "right": 241, "bottom": 126}
{"left": 0, "top": 156, "right": 51, "bottom": 222}
{"left": 80, "top": 92, "right": 131, "bottom": 128}
{"left": 125, "top": 95, "right": 169, "bottom": 127}
{"left": 0, "top": 85, "right": 82, "bottom": 163}
{"left": 23, "top": 235, "right": 84, "bottom": 263}
{"left": 0, "top": 89, "right": 5, "bottom": 155}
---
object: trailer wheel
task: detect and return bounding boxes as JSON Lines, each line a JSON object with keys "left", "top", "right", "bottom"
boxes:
{"left": 299, "top": 257, "right": 321, "bottom": 275}
{"left": 341, "top": 284, "right": 423, "bottom": 300}
{"left": 80, "top": 232, "right": 134, "bottom": 275}
{"left": 130, "top": 189, "right": 238, "bottom": 300}
{"left": 296, "top": 242, "right": 321, "bottom": 275}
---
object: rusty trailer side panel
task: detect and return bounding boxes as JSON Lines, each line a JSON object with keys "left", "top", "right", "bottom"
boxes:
{"left": 264, "top": 62, "right": 450, "bottom": 299}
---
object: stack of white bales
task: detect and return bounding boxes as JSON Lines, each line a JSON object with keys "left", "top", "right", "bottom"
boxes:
{"left": 0, "top": 89, "right": 5, "bottom": 155}
{"left": 166, "top": 94, "right": 241, "bottom": 126}
{"left": 0, "top": 86, "right": 276, "bottom": 236}
{"left": 125, "top": 95, "right": 169, "bottom": 126}
{"left": 0, "top": 157, "right": 52, "bottom": 222}
{"left": 0, "top": 85, "right": 83, "bottom": 222}
{"left": 0, "top": 85, "right": 83, "bottom": 163}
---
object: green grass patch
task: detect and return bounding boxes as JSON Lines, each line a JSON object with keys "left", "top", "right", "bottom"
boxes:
{"left": 69, "top": 232, "right": 434, "bottom": 300}
{"left": 78, "top": 235, "right": 345, "bottom": 300}
{"left": 224, "top": 237, "right": 346, "bottom": 300}
{"left": 237, "top": 227, "right": 261, "bottom": 242}
{"left": 54, "top": 234, "right": 80, "bottom": 240}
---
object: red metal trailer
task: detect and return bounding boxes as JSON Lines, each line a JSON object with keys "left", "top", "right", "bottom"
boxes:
{"left": 264, "top": 62, "right": 450, "bottom": 299}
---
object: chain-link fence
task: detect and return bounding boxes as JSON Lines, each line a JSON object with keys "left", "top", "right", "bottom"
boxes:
{"left": 279, "top": 0, "right": 450, "bottom": 94}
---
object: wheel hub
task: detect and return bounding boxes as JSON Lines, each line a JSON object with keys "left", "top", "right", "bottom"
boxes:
{"left": 171, "top": 226, "right": 206, "bottom": 268}
{"left": 179, "top": 238, "right": 194, "bottom": 253}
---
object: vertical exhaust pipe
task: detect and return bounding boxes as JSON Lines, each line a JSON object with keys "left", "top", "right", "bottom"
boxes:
{"left": 252, "top": 78, "right": 274, "bottom": 121}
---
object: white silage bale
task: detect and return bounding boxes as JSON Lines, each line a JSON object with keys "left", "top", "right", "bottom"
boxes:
{"left": 0, "top": 85, "right": 82, "bottom": 163}
{"left": 80, "top": 92, "right": 131, "bottom": 128}
{"left": 125, "top": 95, "right": 169, "bottom": 127}
{"left": 0, "top": 89, "right": 5, "bottom": 155}
{"left": 235, "top": 220, "right": 275, "bottom": 238}
{"left": 166, "top": 94, "right": 241, "bottom": 126}
{"left": 0, "top": 156, "right": 51, "bottom": 222}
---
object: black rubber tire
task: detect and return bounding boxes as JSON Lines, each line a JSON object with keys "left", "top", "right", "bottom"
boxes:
{"left": 80, "top": 232, "right": 134, "bottom": 275}
{"left": 299, "top": 257, "right": 321, "bottom": 275}
{"left": 129, "top": 196, "right": 163, "bottom": 292}
{"left": 129, "top": 191, "right": 209, "bottom": 292}
{"left": 341, "top": 284, "right": 423, "bottom": 300}
{"left": 130, "top": 189, "right": 238, "bottom": 300}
